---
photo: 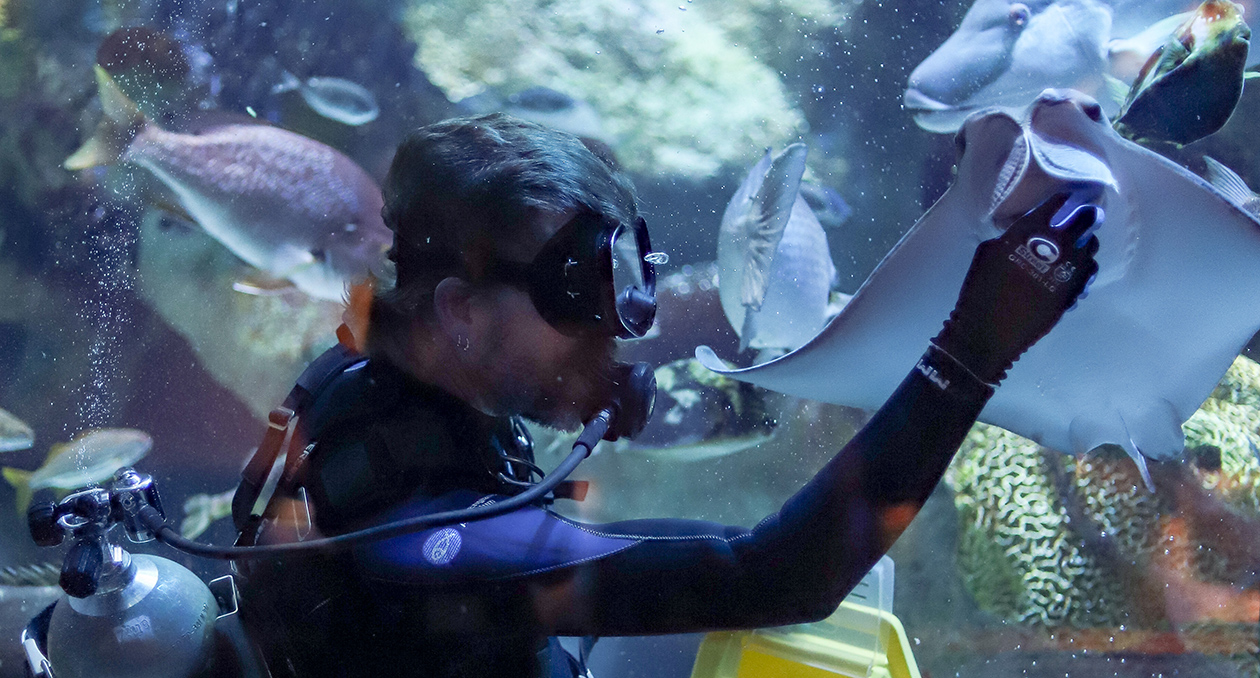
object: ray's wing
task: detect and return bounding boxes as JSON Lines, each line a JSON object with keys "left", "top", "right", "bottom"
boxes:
{"left": 701, "top": 89, "right": 1260, "bottom": 482}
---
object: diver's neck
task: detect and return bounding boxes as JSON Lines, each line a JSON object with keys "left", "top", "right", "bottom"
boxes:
{"left": 395, "top": 331, "right": 501, "bottom": 419}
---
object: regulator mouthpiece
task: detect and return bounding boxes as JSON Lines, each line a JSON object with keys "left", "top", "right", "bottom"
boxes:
{"left": 604, "top": 361, "right": 655, "bottom": 441}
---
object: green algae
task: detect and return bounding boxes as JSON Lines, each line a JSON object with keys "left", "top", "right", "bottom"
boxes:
{"left": 402, "top": 0, "right": 839, "bottom": 176}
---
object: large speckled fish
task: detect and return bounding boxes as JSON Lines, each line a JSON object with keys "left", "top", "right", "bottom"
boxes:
{"left": 717, "top": 144, "right": 837, "bottom": 354}
{"left": 66, "top": 65, "right": 391, "bottom": 301}
{"left": 1114, "top": 0, "right": 1251, "bottom": 146}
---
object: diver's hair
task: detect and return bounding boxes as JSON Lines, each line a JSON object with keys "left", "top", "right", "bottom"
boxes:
{"left": 369, "top": 113, "right": 639, "bottom": 357}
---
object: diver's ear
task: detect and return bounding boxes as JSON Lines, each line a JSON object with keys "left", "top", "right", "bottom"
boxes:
{"left": 433, "top": 277, "right": 476, "bottom": 347}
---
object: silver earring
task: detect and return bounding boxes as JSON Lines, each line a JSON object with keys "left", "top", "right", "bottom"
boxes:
{"left": 457, "top": 335, "right": 470, "bottom": 351}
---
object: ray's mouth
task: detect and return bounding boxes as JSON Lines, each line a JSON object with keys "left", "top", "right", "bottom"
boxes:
{"left": 902, "top": 87, "right": 958, "bottom": 113}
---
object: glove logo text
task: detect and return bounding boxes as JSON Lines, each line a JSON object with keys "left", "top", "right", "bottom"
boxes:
{"left": 1016, "top": 237, "right": 1060, "bottom": 273}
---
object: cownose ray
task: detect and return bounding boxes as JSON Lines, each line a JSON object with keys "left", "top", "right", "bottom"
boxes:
{"left": 698, "top": 89, "right": 1260, "bottom": 490}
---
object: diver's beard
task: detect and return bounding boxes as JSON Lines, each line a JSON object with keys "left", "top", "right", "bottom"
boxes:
{"left": 521, "top": 337, "right": 617, "bottom": 432}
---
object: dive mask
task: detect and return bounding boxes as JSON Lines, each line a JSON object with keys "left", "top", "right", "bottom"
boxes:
{"left": 485, "top": 210, "right": 661, "bottom": 339}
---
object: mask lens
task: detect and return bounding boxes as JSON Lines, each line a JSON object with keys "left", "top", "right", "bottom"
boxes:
{"left": 611, "top": 223, "right": 645, "bottom": 294}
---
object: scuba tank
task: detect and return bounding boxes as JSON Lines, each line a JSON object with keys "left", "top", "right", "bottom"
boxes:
{"left": 20, "top": 468, "right": 261, "bottom": 678}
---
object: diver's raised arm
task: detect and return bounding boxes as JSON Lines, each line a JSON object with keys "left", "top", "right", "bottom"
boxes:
{"left": 523, "top": 193, "right": 1101, "bottom": 635}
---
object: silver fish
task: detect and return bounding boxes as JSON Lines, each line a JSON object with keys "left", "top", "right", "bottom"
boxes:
{"left": 717, "top": 144, "right": 837, "bottom": 353}
{"left": 904, "top": 0, "right": 1260, "bottom": 134}
{"left": 66, "top": 66, "right": 392, "bottom": 301}
{"left": 2, "top": 428, "right": 152, "bottom": 513}
{"left": 1114, "top": 0, "right": 1251, "bottom": 146}
{"left": 1203, "top": 156, "right": 1260, "bottom": 217}
{"left": 0, "top": 407, "right": 34, "bottom": 453}
{"left": 273, "top": 70, "right": 380, "bottom": 126}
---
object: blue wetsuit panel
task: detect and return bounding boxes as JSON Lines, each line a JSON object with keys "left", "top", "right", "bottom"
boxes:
{"left": 356, "top": 490, "right": 640, "bottom": 583}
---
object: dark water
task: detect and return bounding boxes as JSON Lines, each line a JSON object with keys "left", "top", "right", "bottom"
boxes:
{"left": 1, "top": 1, "right": 1258, "bottom": 677}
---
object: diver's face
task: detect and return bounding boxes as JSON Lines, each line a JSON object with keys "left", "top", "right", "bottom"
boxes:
{"left": 469, "top": 285, "right": 616, "bottom": 430}
{"left": 466, "top": 210, "right": 618, "bottom": 430}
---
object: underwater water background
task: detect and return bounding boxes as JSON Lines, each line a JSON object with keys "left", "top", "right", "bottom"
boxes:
{"left": 0, "top": 0, "right": 1259, "bottom": 676}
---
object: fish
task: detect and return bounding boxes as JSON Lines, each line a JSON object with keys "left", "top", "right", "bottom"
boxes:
{"left": 717, "top": 144, "right": 838, "bottom": 354}
{"left": 904, "top": 0, "right": 1259, "bottom": 134}
{"left": 1114, "top": 0, "right": 1251, "bottom": 146}
{"left": 1202, "top": 156, "right": 1260, "bottom": 216}
{"left": 272, "top": 71, "right": 380, "bottom": 126}
{"left": 65, "top": 65, "right": 392, "bottom": 301}
{"left": 622, "top": 358, "right": 778, "bottom": 462}
{"left": 504, "top": 87, "right": 607, "bottom": 141}
{"left": 181, "top": 488, "right": 235, "bottom": 539}
{"left": 799, "top": 182, "right": 854, "bottom": 231}
{"left": 699, "top": 89, "right": 1260, "bottom": 491}
{"left": 0, "top": 408, "right": 33, "bottom": 453}
{"left": 2, "top": 428, "right": 152, "bottom": 513}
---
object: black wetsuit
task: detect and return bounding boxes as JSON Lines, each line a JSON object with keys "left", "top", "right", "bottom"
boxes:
{"left": 238, "top": 345, "right": 992, "bottom": 678}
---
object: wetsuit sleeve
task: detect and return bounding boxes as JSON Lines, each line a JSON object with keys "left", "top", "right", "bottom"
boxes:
{"left": 354, "top": 344, "right": 993, "bottom": 635}
{"left": 559, "top": 344, "right": 994, "bottom": 635}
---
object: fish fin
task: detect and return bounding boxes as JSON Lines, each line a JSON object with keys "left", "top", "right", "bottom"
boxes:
{"left": 232, "top": 274, "right": 297, "bottom": 296}
{"left": 1103, "top": 74, "right": 1133, "bottom": 109}
{"left": 742, "top": 144, "right": 808, "bottom": 310}
{"left": 2, "top": 468, "right": 32, "bottom": 515}
{"left": 1118, "top": 431, "right": 1156, "bottom": 493}
{"left": 64, "top": 65, "right": 145, "bottom": 170}
{"left": 1203, "top": 156, "right": 1256, "bottom": 208}
{"left": 341, "top": 277, "right": 376, "bottom": 352}
{"left": 739, "top": 311, "right": 755, "bottom": 352}
{"left": 94, "top": 65, "right": 143, "bottom": 127}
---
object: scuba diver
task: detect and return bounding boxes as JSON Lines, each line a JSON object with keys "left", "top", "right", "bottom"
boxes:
{"left": 222, "top": 113, "right": 1101, "bottom": 677}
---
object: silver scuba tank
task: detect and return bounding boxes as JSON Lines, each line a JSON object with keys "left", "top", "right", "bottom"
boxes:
{"left": 24, "top": 469, "right": 225, "bottom": 678}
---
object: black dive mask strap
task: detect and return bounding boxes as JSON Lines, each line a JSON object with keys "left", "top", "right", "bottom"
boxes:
{"left": 485, "top": 211, "right": 658, "bottom": 339}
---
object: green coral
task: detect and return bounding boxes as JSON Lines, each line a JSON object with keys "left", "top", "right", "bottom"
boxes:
{"left": 403, "top": 0, "right": 826, "bottom": 176}
{"left": 948, "top": 356, "right": 1260, "bottom": 627}
{"left": 949, "top": 424, "right": 1130, "bottom": 626}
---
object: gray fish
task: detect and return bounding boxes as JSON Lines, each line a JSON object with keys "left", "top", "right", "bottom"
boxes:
{"left": 2, "top": 428, "right": 152, "bottom": 513}
{"left": 0, "top": 407, "right": 34, "bottom": 453}
{"left": 66, "top": 66, "right": 392, "bottom": 301}
{"left": 623, "top": 358, "right": 777, "bottom": 462}
{"left": 504, "top": 87, "right": 607, "bottom": 140}
{"left": 1203, "top": 156, "right": 1260, "bottom": 217}
{"left": 717, "top": 144, "right": 837, "bottom": 353}
{"left": 273, "top": 70, "right": 380, "bottom": 126}
{"left": 1114, "top": 0, "right": 1251, "bottom": 146}
{"left": 904, "top": 0, "right": 1260, "bottom": 134}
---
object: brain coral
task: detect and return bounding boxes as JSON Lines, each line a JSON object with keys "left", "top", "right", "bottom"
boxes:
{"left": 948, "top": 355, "right": 1260, "bottom": 629}
{"left": 402, "top": 0, "right": 842, "bottom": 176}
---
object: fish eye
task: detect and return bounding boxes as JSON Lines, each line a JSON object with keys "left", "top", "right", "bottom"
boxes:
{"left": 311, "top": 249, "right": 327, "bottom": 262}
{"left": 1008, "top": 3, "right": 1030, "bottom": 27}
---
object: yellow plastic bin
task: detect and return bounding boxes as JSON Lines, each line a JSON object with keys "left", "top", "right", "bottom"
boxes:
{"left": 690, "top": 557, "right": 920, "bottom": 678}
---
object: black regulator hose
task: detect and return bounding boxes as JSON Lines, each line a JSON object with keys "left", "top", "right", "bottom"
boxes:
{"left": 142, "top": 410, "right": 613, "bottom": 561}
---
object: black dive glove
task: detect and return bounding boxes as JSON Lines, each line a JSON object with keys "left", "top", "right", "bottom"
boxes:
{"left": 933, "top": 192, "right": 1101, "bottom": 385}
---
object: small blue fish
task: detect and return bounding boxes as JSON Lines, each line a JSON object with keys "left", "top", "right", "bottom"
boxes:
{"left": 273, "top": 71, "right": 380, "bottom": 126}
